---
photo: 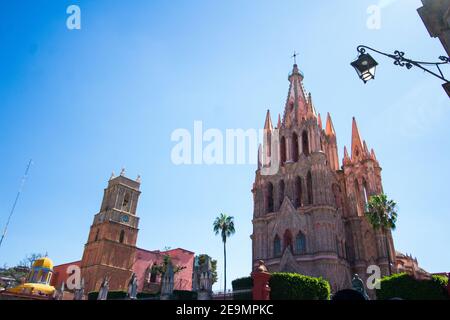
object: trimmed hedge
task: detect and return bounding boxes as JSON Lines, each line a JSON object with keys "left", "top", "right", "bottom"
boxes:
{"left": 172, "top": 290, "right": 198, "bottom": 300}
{"left": 87, "top": 290, "right": 128, "bottom": 300}
{"left": 376, "top": 273, "right": 448, "bottom": 300}
{"left": 137, "top": 292, "right": 160, "bottom": 300}
{"left": 269, "top": 273, "right": 331, "bottom": 300}
{"left": 88, "top": 291, "right": 99, "bottom": 300}
{"left": 232, "top": 277, "right": 253, "bottom": 300}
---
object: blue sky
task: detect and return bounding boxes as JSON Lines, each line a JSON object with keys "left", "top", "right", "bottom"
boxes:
{"left": 0, "top": 0, "right": 449, "bottom": 290}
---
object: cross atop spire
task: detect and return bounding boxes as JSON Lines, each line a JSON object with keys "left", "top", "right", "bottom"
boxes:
{"left": 282, "top": 60, "right": 308, "bottom": 127}
{"left": 292, "top": 51, "right": 298, "bottom": 65}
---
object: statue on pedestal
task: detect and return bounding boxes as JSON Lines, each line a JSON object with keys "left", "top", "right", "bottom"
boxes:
{"left": 73, "top": 278, "right": 85, "bottom": 300}
{"left": 54, "top": 282, "right": 65, "bottom": 300}
{"left": 256, "top": 260, "right": 268, "bottom": 273}
{"left": 98, "top": 275, "right": 110, "bottom": 300}
{"left": 160, "top": 263, "right": 174, "bottom": 300}
{"left": 192, "top": 255, "right": 214, "bottom": 300}
{"left": 351, "top": 274, "right": 369, "bottom": 300}
{"left": 127, "top": 273, "right": 138, "bottom": 300}
{"left": 251, "top": 260, "right": 271, "bottom": 301}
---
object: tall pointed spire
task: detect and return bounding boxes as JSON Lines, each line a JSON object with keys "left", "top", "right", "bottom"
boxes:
{"left": 343, "top": 146, "right": 351, "bottom": 165}
{"left": 351, "top": 117, "right": 364, "bottom": 160}
{"left": 277, "top": 114, "right": 282, "bottom": 129}
{"left": 363, "top": 140, "right": 370, "bottom": 157}
{"left": 325, "top": 113, "right": 336, "bottom": 137}
{"left": 264, "top": 110, "right": 273, "bottom": 131}
{"left": 370, "top": 148, "right": 377, "bottom": 160}
{"left": 317, "top": 113, "right": 323, "bottom": 130}
{"left": 283, "top": 63, "right": 308, "bottom": 126}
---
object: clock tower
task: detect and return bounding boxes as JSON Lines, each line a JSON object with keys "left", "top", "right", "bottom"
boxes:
{"left": 80, "top": 170, "right": 141, "bottom": 293}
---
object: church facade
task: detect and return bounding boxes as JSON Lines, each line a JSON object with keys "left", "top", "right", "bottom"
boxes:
{"left": 251, "top": 63, "right": 395, "bottom": 292}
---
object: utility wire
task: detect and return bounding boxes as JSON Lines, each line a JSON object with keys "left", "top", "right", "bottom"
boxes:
{"left": 0, "top": 159, "right": 33, "bottom": 249}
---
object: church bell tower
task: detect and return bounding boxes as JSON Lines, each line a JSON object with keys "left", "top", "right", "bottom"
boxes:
{"left": 80, "top": 170, "right": 141, "bottom": 293}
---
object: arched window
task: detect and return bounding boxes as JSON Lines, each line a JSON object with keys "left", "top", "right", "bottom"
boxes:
{"left": 295, "top": 232, "right": 306, "bottom": 254}
{"left": 94, "top": 229, "right": 99, "bottom": 241}
{"left": 302, "top": 131, "right": 310, "bottom": 156}
{"left": 278, "top": 180, "right": 285, "bottom": 209}
{"left": 266, "top": 182, "right": 274, "bottom": 213}
{"left": 307, "top": 171, "right": 313, "bottom": 205}
{"left": 283, "top": 230, "right": 293, "bottom": 253}
{"left": 280, "top": 136, "right": 287, "bottom": 165}
{"left": 294, "top": 176, "right": 302, "bottom": 208}
{"left": 122, "top": 192, "right": 131, "bottom": 211}
{"left": 292, "top": 133, "right": 299, "bottom": 162}
{"left": 273, "top": 235, "right": 281, "bottom": 257}
{"left": 119, "top": 230, "right": 125, "bottom": 243}
{"left": 150, "top": 263, "right": 158, "bottom": 283}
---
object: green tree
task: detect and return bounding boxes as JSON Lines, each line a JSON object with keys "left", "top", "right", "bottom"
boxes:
{"left": 213, "top": 213, "right": 235, "bottom": 299}
{"left": 152, "top": 253, "right": 186, "bottom": 276}
{"left": 365, "top": 194, "right": 398, "bottom": 275}
{"left": 18, "top": 252, "right": 45, "bottom": 268}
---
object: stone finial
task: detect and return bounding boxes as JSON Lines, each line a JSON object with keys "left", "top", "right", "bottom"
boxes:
{"left": 325, "top": 113, "right": 336, "bottom": 137}
{"left": 136, "top": 175, "right": 141, "bottom": 183}
{"left": 351, "top": 117, "right": 364, "bottom": 161}
{"left": 110, "top": 171, "right": 116, "bottom": 180}
{"left": 264, "top": 110, "right": 273, "bottom": 132}
{"left": 120, "top": 168, "right": 126, "bottom": 176}
{"left": 255, "top": 260, "right": 268, "bottom": 273}
{"left": 343, "top": 146, "right": 351, "bottom": 165}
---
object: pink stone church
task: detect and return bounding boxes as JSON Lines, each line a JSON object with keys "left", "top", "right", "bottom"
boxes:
{"left": 251, "top": 63, "right": 427, "bottom": 292}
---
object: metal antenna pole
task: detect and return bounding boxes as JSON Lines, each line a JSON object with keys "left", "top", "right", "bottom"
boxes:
{"left": 0, "top": 159, "right": 33, "bottom": 249}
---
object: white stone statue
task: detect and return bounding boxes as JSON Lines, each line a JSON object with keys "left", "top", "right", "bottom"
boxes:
{"left": 127, "top": 273, "right": 138, "bottom": 300}
{"left": 97, "top": 276, "right": 110, "bottom": 300}
{"left": 73, "top": 278, "right": 85, "bottom": 300}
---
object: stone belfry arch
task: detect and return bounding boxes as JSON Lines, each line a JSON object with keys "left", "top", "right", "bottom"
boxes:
{"left": 80, "top": 170, "right": 141, "bottom": 293}
{"left": 251, "top": 62, "right": 395, "bottom": 294}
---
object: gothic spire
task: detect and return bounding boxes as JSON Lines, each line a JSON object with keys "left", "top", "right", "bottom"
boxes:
{"left": 370, "top": 148, "right": 377, "bottom": 160}
{"left": 343, "top": 146, "right": 351, "bottom": 165}
{"left": 318, "top": 113, "right": 323, "bottom": 130}
{"left": 264, "top": 109, "right": 273, "bottom": 131}
{"left": 277, "top": 114, "right": 282, "bottom": 129}
{"left": 351, "top": 117, "right": 364, "bottom": 161}
{"left": 363, "top": 140, "right": 370, "bottom": 157}
{"left": 325, "top": 113, "right": 336, "bottom": 137}
{"left": 283, "top": 64, "right": 308, "bottom": 126}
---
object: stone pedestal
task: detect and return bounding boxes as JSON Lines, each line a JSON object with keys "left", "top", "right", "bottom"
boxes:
{"left": 251, "top": 270, "right": 271, "bottom": 301}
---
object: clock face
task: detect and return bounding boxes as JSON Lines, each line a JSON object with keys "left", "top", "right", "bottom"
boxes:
{"left": 120, "top": 215, "right": 129, "bottom": 223}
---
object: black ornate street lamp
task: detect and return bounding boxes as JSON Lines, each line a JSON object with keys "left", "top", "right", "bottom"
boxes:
{"left": 351, "top": 45, "right": 450, "bottom": 97}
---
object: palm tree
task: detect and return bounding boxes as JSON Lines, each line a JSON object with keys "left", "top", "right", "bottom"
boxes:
{"left": 213, "top": 213, "right": 235, "bottom": 299}
{"left": 365, "top": 194, "right": 398, "bottom": 275}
